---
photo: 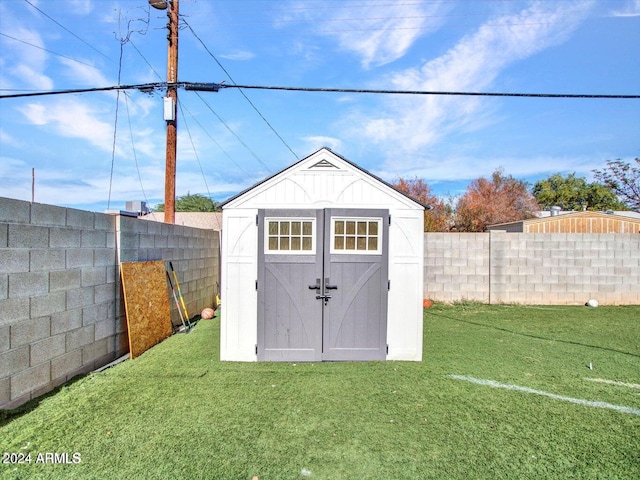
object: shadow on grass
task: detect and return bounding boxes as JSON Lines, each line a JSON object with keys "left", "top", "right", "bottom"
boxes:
{"left": 0, "top": 374, "right": 89, "bottom": 428}
{"left": 428, "top": 310, "right": 640, "bottom": 359}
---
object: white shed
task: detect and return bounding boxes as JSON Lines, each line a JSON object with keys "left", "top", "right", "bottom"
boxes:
{"left": 220, "top": 147, "right": 425, "bottom": 362}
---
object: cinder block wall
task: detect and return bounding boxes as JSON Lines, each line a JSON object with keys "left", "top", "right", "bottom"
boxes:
{"left": 1, "top": 197, "right": 220, "bottom": 410}
{"left": 424, "top": 231, "right": 640, "bottom": 305}
{"left": 117, "top": 216, "right": 219, "bottom": 326}
{"left": 424, "top": 233, "right": 490, "bottom": 303}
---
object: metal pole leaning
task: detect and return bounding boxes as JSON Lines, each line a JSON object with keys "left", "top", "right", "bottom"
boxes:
{"left": 170, "top": 261, "right": 190, "bottom": 327}
{"left": 166, "top": 270, "right": 187, "bottom": 332}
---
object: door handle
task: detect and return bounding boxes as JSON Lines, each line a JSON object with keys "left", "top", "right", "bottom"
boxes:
{"left": 308, "top": 278, "right": 321, "bottom": 291}
{"left": 325, "top": 278, "right": 338, "bottom": 290}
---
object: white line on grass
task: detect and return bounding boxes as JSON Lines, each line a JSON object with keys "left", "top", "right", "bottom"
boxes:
{"left": 584, "top": 378, "right": 640, "bottom": 390}
{"left": 448, "top": 375, "right": 640, "bottom": 416}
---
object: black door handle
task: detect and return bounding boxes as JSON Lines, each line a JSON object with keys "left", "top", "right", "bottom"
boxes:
{"left": 308, "top": 278, "right": 321, "bottom": 290}
{"left": 325, "top": 278, "right": 338, "bottom": 290}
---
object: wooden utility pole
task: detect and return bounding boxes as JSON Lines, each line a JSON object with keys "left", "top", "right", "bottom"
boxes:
{"left": 164, "top": 0, "right": 179, "bottom": 223}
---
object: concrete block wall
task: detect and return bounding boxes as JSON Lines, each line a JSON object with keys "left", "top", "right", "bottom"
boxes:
{"left": 424, "top": 231, "right": 640, "bottom": 305}
{"left": 1, "top": 197, "right": 220, "bottom": 410}
{"left": 424, "top": 233, "right": 490, "bottom": 303}
{"left": 117, "top": 216, "right": 219, "bottom": 326}
{"left": 489, "top": 231, "right": 640, "bottom": 304}
{"left": 1, "top": 198, "right": 119, "bottom": 409}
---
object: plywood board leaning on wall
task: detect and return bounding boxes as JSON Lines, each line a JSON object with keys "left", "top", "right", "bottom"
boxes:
{"left": 121, "top": 260, "right": 173, "bottom": 359}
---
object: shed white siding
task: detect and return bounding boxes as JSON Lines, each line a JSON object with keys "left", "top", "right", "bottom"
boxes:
{"left": 221, "top": 148, "right": 424, "bottom": 361}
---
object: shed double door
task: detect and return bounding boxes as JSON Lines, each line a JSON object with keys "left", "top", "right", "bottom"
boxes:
{"left": 257, "top": 209, "right": 389, "bottom": 361}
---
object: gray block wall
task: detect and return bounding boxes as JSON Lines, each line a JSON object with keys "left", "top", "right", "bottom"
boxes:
{"left": 1, "top": 197, "right": 220, "bottom": 410}
{"left": 424, "top": 231, "right": 640, "bottom": 305}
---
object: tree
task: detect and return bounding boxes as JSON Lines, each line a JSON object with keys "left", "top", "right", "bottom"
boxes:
{"left": 454, "top": 169, "right": 539, "bottom": 232}
{"left": 155, "top": 193, "right": 220, "bottom": 212}
{"left": 392, "top": 177, "right": 452, "bottom": 232}
{"left": 593, "top": 158, "right": 640, "bottom": 211}
{"left": 532, "top": 173, "right": 627, "bottom": 211}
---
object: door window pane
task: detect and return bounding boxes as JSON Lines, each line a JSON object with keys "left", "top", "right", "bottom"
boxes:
{"left": 303, "top": 222, "right": 313, "bottom": 235}
{"left": 266, "top": 218, "right": 315, "bottom": 254}
{"left": 332, "top": 217, "right": 382, "bottom": 254}
{"left": 346, "top": 221, "right": 356, "bottom": 235}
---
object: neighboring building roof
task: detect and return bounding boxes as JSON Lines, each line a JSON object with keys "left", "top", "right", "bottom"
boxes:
{"left": 220, "top": 147, "right": 430, "bottom": 210}
{"left": 487, "top": 210, "right": 640, "bottom": 233}
{"left": 141, "top": 211, "right": 223, "bottom": 230}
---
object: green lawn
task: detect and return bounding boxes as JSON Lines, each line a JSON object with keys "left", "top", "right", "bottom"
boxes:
{"left": 1, "top": 304, "right": 639, "bottom": 479}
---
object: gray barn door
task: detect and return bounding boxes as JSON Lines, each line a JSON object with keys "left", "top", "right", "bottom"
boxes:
{"left": 322, "top": 209, "right": 389, "bottom": 360}
{"left": 257, "top": 209, "right": 323, "bottom": 361}
{"left": 257, "top": 209, "right": 389, "bottom": 361}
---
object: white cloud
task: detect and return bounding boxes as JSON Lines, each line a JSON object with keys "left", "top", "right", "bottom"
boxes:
{"left": 10, "top": 64, "right": 54, "bottom": 90}
{"left": 350, "top": 1, "right": 595, "bottom": 168}
{"left": 68, "top": 0, "right": 93, "bottom": 16}
{"left": 219, "top": 50, "right": 255, "bottom": 61}
{"left": 610, "top": 0, "right": 640, "bottom": 17}
{"left": 5, "top": 27, "right": 48, "bottom": 68}
{"left": 281, "top": 0, "right": 452, "bottom": 68}
{"left": 58, "top": 58, "right": 110, "bottom": 86}
{"left": 0, "top": 129, "right": 24, "bottom": 148}
{"left": 374, "top": 152, "right": 605, "bottom": 185}
{"left": 18, "top": 98, "right": 117, "bottom": 152}
{"left": 301, "top": 135, "right": 342, "bottom": 152}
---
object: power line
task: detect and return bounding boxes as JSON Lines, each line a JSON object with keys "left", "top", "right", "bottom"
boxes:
{"left": 181, "top": 94, "right": 254, "bottom": 177}
{"left": 1, "top": 81, "right": 638, "bottom": 100}
{"left": 194, "top": 91, "right": 273, "bottom": 173}
{"left": 22, "top": 0, "right": 114, "bottom": 63}
{"left": 216, "top": 84, "right": 640, "bottom": 99}
{"left": 123, "top": 91, "right": 152, "bottom": 209}
{"left": 182, "top": 18, "right": 299, "bottom": 161}
{"left": 0, "top": 82, "right": 164, "bottom": 99}
{"left": 177, "top": 99, "right": 214, "bottom": 204}
{"left": 0, "top": 32, "right": 97, "bottom": 68}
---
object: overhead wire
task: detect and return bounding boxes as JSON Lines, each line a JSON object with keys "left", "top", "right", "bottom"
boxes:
{"left": 1, "top": 82, "right": 638, "bottom": 100}
{"left": 22, "top": 0, "right": 114, "bottom": 63}
{"left": 177, "top": 99, "right": 214, "bottom": 204}
{"left": 107, "top": 40, "right": 125, "bottom": 211}
{"left": 194, "top": 90, "right": 272, "bottom": 173}
{"left": 129, "top": 37, "right": 254, "bottom": 191}
{"left": 0, "top": 32, "right": 97, "bottom": 68}
{"left": 123, "top": 91, "right": 152, "bottom": 209}
{"left": 181, "top": 94, "right": 254, "bottom": 177}
{"left": 182, "top": 18, "right": 299, "bottom": 162}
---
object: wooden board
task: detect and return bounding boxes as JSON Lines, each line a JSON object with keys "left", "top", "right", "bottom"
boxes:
{"left": 121, "top": 261, "right": 172, "bottom": 359}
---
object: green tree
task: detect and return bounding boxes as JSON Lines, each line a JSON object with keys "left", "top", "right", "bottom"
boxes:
{"left": 532, "top": 173, "right": 627, "bottom": 211}
{"left": 155, "top": 193, "right": 220, "bottom": 212}
{"left": 593, "top": 158, "right": 640, "bottom": 211}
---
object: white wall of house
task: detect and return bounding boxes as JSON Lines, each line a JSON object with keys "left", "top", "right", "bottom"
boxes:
{"left": 221, "top": 148, "right": 424, "bottom": 361}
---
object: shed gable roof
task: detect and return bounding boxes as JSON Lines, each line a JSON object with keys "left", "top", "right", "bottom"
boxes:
{"left": 221, "top": 147, "right": 426, "bottom": 210}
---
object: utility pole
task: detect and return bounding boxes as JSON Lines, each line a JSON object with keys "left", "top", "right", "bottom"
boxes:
{"left": 159, "top": 0, "right": 179, "bottom": 223}
{"left": 164, "top": 0, "right": 179, "bottom": 223}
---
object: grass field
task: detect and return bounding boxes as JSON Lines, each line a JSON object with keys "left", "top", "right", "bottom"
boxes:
{"left": 1, "top": 304, "right": 639, "bottom": 479}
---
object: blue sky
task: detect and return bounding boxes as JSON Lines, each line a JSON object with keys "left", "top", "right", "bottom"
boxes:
{"left": 1, "top": 0, "right": 639, "bottom": 212}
